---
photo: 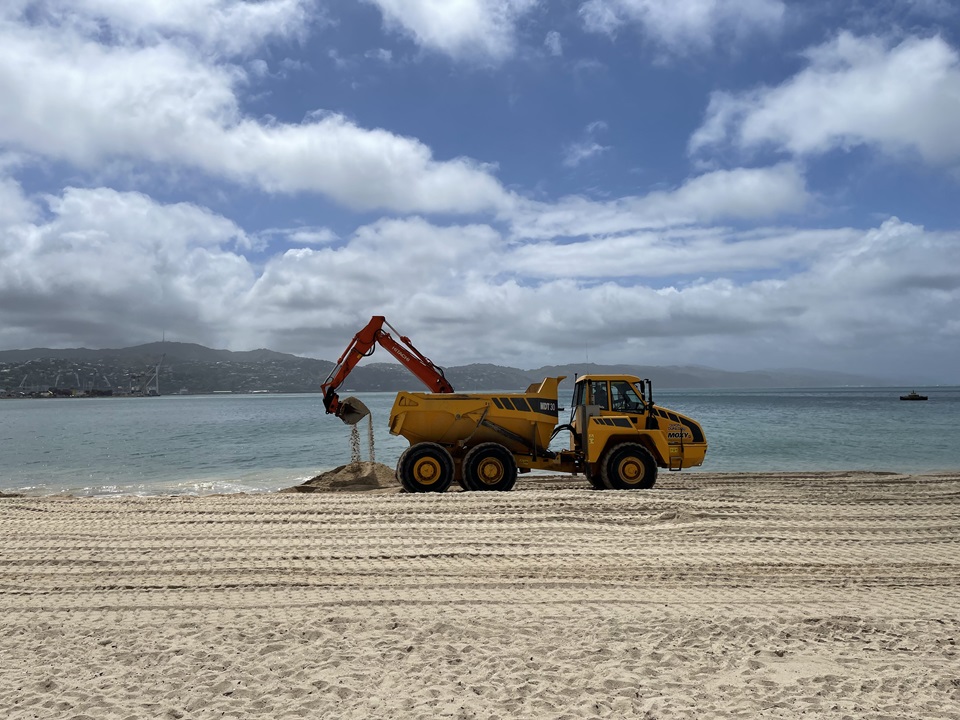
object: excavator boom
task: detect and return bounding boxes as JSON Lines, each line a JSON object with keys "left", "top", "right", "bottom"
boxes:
{"left": 322, "top": 316, "right": 454, "bottom": 424}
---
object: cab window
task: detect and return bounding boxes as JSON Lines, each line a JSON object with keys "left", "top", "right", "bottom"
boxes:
{"left": 611, "top": 381, "right": 643, "bottom": 412}
{"left": 570, "top": 381, "right": 585, "bottom": 422}
{"left": 589, "top": 380, "right": 609, "bottom": 410}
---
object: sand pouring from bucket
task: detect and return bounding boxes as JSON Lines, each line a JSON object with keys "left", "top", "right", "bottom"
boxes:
{"left": 337, "top": 396, "right": 370, "bottom": 426}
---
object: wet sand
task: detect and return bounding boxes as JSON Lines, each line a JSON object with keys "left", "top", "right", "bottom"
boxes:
{"left": 2, "top": 471, "right": 959, "bottom": 719}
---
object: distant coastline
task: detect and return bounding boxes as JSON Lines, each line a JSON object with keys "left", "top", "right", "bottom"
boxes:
{"left": 0, "top": 340, "right": 933, "bottom": 396}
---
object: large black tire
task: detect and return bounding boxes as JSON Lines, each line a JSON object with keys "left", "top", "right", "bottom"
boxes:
{"left": 587, "top": 472, "right": 607, "bottom": 490}
{"left": 600, "top": 443, "right": 657, "bottom": 490}
{"left": 396, "top": 443, "right": 454, "bottom": 493}
{"left": 462, "top": 443, "right": 518, "bottom": 492}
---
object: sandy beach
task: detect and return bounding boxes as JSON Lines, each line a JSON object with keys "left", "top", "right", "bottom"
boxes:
{"left": 2, "top": 470, "right": 959, "bottom": 719}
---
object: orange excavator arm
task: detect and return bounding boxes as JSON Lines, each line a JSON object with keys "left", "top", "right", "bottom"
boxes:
{"left": 321, "top": 316, "right": 454, "bottom": 423}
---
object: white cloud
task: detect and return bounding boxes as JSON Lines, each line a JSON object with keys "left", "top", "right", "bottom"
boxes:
{"left": 365, "top": 48, "right": 394, "bottom": 63}
{"left": 238, "top": 217, "right": 506, "bottom": 351}
{"left": 252, "top": 225, "right": 340, "bottom": 248}
{"left": 219, "top": 116, "right": 511, "bottom": 212}
{"left": 751, "top": 218, "right": 960, "bottom": 353}
{"left": 544, "top": 30, "right": 562, "bottom": 56}
{"left": 563, "top": 141, "right": 609, "bottom": 168}
{"left": 1, "top": 186, "right": 957, "bottom": 379}
{"left": 0, "top": 165, "right": 36, "bottom": 227}
{"left": 510, "top": 164, "right": 810, "bottom": 239}
{"left": 563, "top": 121, "right": 611, "bottom": 167}
{"left": 279, "top": 216, "right": 959, "bottom": 375}
{"left": 0, "top": 25, "right": 239, "bottom": 166}
{"left": 288, "top": 228, "right": 339, "bottom": 246}
{"left": 579, "top": 0, "right": 785, "bottom": 52}
{"left": 0, "top": 14, "right": 513, "bottom": 214}
{"left": 365, "top": 0, "right": 538, "bottom": 61}
{"left": 665, "top": 163, "right": 809, "bottom": 218}
{"left": 33, "top": 0, "right": 315, "bottom": 56}
{"left": 690, "top": 33, "right": 960, "bottom": 166}
{"left": 0, "top": 187, "right": 254, "bottom": 349}
{"left": 579, "top": 0, "right": 620, "bottom": 35}
{"left": 1, "top": 2, "right": 956, "bottom": 383}
{"left": 507, "top": 226, "right": 855, "bottom": 280}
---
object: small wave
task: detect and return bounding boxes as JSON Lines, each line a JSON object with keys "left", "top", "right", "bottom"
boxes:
{"left": 7, "top": 468, "right": 327, "bottom": 498}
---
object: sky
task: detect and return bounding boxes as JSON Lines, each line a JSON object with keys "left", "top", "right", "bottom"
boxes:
{"left": 1, "top": 0, "right": 958, "bottom": 383}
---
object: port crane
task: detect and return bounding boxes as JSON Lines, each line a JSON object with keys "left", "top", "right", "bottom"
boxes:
{"left": 129, "top": 354, "right": 165, "bottom": 396}
{"left": 54, "top": 369, "right": 81, "bottom": 392}
{"left": 144, "top": 354, "right": 164, "bottom": 396}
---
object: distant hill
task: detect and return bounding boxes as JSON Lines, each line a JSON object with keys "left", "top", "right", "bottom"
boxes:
{"left": 0, "top": 342, "right": 890, "bottom": 394}
{"left": 0, "top": 343, "right": 333, "bottom": 395}
{"left": 0, "top": 342, "right": 301, "bottom": 364}
{"left": 450, "top": 362, "right": 884, "bottom": 391}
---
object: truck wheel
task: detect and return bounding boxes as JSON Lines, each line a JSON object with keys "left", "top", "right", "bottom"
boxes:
{"left": 601, "top": 443, "right": 657, "bottom": 490}
{"left": 588, "top": 473, "right": 607, "bottom": 490}
{"left": 462, "top": 443, "right": 518, "bottom": 492}
{"left": 397, "top": 443, "right": 454, "bottom": 493}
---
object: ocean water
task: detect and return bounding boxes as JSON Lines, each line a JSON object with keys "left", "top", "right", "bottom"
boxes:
{"left": 2, "top": 386, "right": 958, "bottom": 496}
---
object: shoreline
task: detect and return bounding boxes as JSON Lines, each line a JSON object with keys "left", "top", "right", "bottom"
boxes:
{"left": 3, "top": 468, "right": 960, "bottom": 499}
{"left": 3, "top": 471, "right": 959, "bottom": 718}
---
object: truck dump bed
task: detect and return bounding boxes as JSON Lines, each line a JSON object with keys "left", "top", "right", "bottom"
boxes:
{"left": 388, "top": 376, "right": 564, "bottom": 456}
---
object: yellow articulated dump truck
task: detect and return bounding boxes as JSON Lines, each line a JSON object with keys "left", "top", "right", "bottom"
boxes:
{"left": 322, "top": 316, "right": 707, "bottom": 493}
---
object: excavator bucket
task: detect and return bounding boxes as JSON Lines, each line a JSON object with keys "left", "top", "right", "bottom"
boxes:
{"left": 336, "top": 396, "right": 370, "bottom": 426}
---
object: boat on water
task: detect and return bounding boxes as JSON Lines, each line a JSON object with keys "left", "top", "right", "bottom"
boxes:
{"left": 900, "top": 390, "right": 928, "bottom": 401}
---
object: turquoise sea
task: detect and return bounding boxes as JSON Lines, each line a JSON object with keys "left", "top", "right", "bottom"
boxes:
{"left": 2, "top": 386, "right": 958, "bottom": 496}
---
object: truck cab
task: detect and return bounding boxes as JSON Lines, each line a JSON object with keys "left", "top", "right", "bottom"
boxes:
{"left": 569, "top": 374, "right": 707, "bottom": 488}
{"left": 573, "top": 375, "right": 648, "bottom": 414}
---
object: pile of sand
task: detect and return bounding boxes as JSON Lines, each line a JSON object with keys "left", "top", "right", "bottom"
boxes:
{"left": 282, "top": 461, "right": 400, "bottom": 493}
